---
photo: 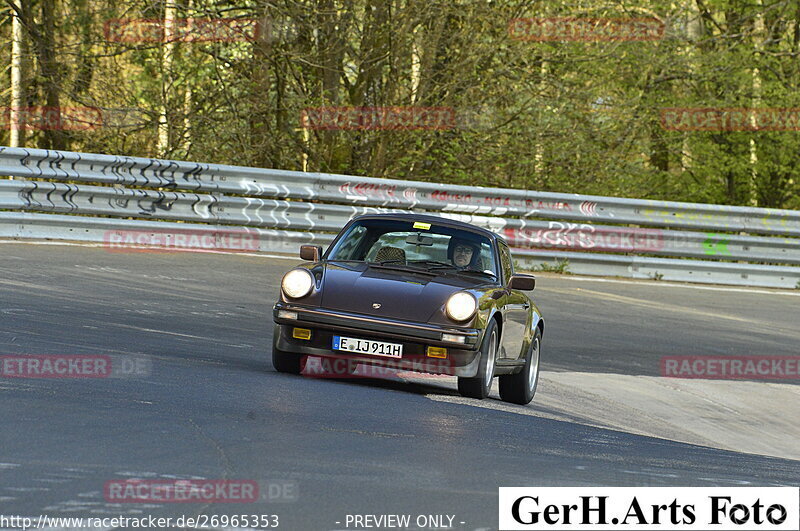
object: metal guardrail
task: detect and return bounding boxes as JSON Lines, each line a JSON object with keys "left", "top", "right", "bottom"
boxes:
{"left": 2, "top": 146, "right": 800, "bottom": 234}
{"left": 2, "top": 180, "right": 799, "bottom": 265}
{"left": 0, "top": 146, "right": 798, "bottom": 289}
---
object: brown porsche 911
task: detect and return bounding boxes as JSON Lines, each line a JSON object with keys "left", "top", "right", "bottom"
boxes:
{"left": 272, "top": 213, "right": 544, "bottom": 404}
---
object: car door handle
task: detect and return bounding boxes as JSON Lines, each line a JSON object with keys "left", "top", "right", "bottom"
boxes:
{"left": 522, "top": 302, "right": 530, "bottom": 310}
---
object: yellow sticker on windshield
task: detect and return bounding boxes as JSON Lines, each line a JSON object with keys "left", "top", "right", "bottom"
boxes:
{"left": 413, "top": 222, "right": 431, "bottom": 230}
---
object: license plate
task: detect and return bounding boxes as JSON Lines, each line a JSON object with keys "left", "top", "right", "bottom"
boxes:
{"left": 332, "top": 336, "right": 403, "bottom": 358}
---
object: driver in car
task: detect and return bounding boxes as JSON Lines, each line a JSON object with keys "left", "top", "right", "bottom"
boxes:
{"left": 448, "top": 238, "right": 481, "bottom": 270}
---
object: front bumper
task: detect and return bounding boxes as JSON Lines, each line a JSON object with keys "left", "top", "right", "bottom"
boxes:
{"left": 273, "top": 303, "right": 483, "bottom": 377}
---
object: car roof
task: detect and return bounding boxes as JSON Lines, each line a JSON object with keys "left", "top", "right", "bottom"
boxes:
{"left": 349, "top": 212, "right": 505, "bottom": 243}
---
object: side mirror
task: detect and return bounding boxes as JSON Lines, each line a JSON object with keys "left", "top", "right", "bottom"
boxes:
{"left": 508, "top": 274, "right": 535, "bottom": 291}
{"left": 300, "top": 245, "right": 322, "bottom": 261}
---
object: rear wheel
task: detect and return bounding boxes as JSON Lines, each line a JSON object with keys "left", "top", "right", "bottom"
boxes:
{"left": 458, "top": 319, "right": 498, "bottom": 399}
{"left": 499, "top": 328, "right": 541, "bottom": 405}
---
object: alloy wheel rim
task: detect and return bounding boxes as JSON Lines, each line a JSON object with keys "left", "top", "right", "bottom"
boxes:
{"left": 528, "top": 338, "right": 540, "bottom": 391}
{"left": 485, "top": 331, "right": 497, "bottom": 388}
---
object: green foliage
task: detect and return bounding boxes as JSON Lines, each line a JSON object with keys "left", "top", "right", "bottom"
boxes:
{"left": 531, "top": 259, "right": 570, "bottom": 275}
{"left": 0, "top": 0, "right": 797, "bottom": 210}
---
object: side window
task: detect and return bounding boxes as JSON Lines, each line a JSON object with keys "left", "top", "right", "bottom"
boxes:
{"left": 329, "top": 224, "right": 367, "bottom": 260}
{"left": 498, "top": 243, "right": 513, "bottom": 283}
{"left": 478, "top": 242, "right": 495, "bottom": 274}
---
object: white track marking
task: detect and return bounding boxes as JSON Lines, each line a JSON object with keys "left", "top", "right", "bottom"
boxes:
{"left": 535, "top": 273, "right": 800, "bottom": 297}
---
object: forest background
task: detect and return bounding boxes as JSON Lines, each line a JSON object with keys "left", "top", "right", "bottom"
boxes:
{"left": 2, "top": 0, "right": 799, "bottom": 209}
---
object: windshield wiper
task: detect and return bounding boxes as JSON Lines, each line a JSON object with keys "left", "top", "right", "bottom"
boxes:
{"left": 457, "top": 269, "right": 498, "bottom": 279}
{"left": 409, "top": 260, "right": 458, "bottom": 270}
{"left": 408, "top": 261, "right": 496, "bottom": 279}
{"left": 424, "top": 262, "right": 498, "bottom": 279}
{"left": 368, "top": 261, "right": 437, "bottom": 276}
{"left": 368, "top": 259, "right": 496, "bottom": 280}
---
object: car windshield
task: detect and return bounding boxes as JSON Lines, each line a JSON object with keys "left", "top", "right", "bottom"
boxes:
{"left": 326, "top": 218, "right": 498, "bottom": 277}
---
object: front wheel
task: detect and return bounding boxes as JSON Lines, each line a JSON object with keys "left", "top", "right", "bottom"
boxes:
{"left": 499, "top": 328, "right": 541, "bottom": 405}
{"left": 272, "top": 327, "right": 304, "bottom": 374}
{"left": 272, "top": 347, "right": 304, "bottom": 374}
{"left": 458, "top": 319, "right": 498, "bottom": 400}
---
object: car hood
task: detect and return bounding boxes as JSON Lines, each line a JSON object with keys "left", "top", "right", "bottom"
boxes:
{"left": 320, "top": 262, "right": 481, "bottom": 322}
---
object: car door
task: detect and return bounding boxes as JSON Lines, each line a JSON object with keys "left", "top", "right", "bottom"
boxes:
{"left": 497, "top": 242, "right": 527, "bottom": 360}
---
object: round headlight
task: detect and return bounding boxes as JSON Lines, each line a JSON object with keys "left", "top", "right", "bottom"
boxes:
{"left": 445, "top": 292, "right": 477, "bottom": 322}
{"left": 281, "top": 269, "right": 314, "bottom": 299}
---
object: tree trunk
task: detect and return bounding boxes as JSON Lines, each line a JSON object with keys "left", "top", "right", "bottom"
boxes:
{"left": 158, "top": 1, "right": 178, "bottom": 156}
{"left": 315, "top": 0, "right": 350, "bottom": 172}
{"left": 9, "top": 0, "right": 25, "bottom": 148}
{"left": 748, "top": 1, "right": 765, "bottom": 206}
{"left": 249, "top": 5, "right": 273, "bottom": 168}
{"left": 39, "top": 0, "right": 65, "bottom": 150}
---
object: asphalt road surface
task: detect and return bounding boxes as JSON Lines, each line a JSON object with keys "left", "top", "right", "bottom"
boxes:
{"left": 1, "top": 242, "right": 798, "bottom": 531}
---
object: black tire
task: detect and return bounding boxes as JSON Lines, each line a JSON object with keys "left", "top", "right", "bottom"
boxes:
{"left": 272, "top": 347, "right": 304, "bottom": 374}
{"left": 458, "top": 319, "right": 499, "bottom": 399}
{"left": 272, "top": 328, "right": 304, "bottom": 374}
{"left": 499, "top": 328, "right": 542, "bottom": 405}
